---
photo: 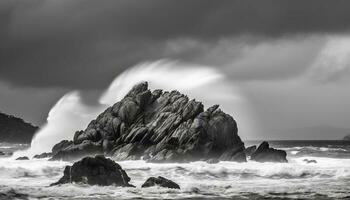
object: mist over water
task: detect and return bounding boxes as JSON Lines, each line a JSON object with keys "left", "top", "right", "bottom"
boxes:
{"left": 22, "top": 60, "right": 254, "bottom": 156}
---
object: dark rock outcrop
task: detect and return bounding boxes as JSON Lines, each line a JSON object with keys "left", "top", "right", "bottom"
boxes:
{"left": 250, "top": 142, "right": 287, "bottom": 163}
{"left": 244, "top": 145, "right": 257, "bottom": 157}
{"left": 52, "top": 140, "right": 73, "bottom": 154}
{"left": 141, "top": 176, "right": 180, "bottom": 189}
{"left": 51, "top": 82, "right": 246, "bottom": 162}
{"left": 15, "top": 156, "right": 29, "bottom": 160}
{"left": 33, "top": 152, "right": 52, "bottom": 159}
{"left": 0, "top": 112, "right": 38, "bottom": 144}
{"left": 343, "top": 134, "right": 350, "bottom": 141}
{"left": 51, "top": 155, "right": 133, "bottom": 186}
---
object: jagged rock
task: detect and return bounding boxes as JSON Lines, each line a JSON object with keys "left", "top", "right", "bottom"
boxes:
{"left": 51, "top": 82, "right": 246, "bottom": 162}
{"left": 16, "top": 156, "right": 29, "bottom": 160}
{"left": 51, "top": 140, "right": 102, "bottom": 161}
{"left": 33, "top": 152, "right": 52, "bottom": 159}
{"left": 52, "top": 140, "right": 73, "bottom": 154}
{"left": 250, "top": 142, "right": 287, "bottom": 163}
{"left": 245, "top": 145, "right": 257, "bottom": 157}
{"left": 219, "top": 146, "right": 247, "bottom": 162}
{"left": 141, "top": 176, "right": 180, "bottom": 189}
{"left": 51, "top": 155, "right": 133, "bottom": 187}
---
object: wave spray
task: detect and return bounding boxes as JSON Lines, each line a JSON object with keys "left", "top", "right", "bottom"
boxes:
{"left": 19, "top": 60, "right": 252, "bottom": 156}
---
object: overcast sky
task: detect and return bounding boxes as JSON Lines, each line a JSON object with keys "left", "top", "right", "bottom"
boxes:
{"left": 1, "top": 0, "right": 350, "bottom": 140}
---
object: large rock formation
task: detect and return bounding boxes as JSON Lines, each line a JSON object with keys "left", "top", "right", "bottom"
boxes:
{"left": 51, "top": 155, "right": 133, "bottom": 186}
{"left": 250, "top": 141, "right": 287, "bottom": 163}
{"left": 51, "top": 82, "right": 246, "bottom": 162}
{"left": 0, "top": 112, "right": 38, "bottom": 144}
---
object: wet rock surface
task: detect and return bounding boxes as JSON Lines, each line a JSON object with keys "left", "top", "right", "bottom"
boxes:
{"left": 250, "top": 141, "right": 287, "bottom": 163}
{"left": 33, "top": 152, "right": 52, "bottom": 159}
{"left": 15, "top": 156, "right": 29, "bottom": 160}
{"left": 51, "top": 155, "right": 133, "bottom": 186}
{"left": 142, "top": 176, "right": 180, "bottom": 189}
{"left": 244, "top": 145, "right": 257, "bottom": 157}
{"left": 52, "top": 140, "right": 73, "bottom": 154}
{"left": 51, "top": 82, "right": 246, "bottom": 162}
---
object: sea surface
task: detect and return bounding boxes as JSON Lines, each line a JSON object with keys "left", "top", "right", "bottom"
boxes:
{"left": 0, "top": 140, "right": 349, "bottom": 200}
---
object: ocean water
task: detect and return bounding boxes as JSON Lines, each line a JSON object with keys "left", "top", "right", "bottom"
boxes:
{"left": 0, "top": 141, "right": 349, "bottom": 200}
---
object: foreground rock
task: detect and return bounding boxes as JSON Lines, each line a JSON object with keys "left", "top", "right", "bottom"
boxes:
{"left": 250, "top": 142, "right": 287, "bottom": 163}
{"left": 51, "top": 155, "right": 133, "bottom": 186}
{"left": 51, "top": 82, "right": 246, "bottom": 162}
{"left": 15, "top": 156, "right": 29, "bottom": 160}
{"left": 142, "top": 176, "right": 180, "bottom": 189}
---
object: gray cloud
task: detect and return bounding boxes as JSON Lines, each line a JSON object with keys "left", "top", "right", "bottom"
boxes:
{"left": 2, "top": 0, "right": 350, "bottom": 139}
{"left": 1, "top": 0, "right": 350, "bottom": 89}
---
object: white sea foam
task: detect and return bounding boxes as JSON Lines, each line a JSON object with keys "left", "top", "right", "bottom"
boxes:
{"left": 0, "top": 156, "right": 349, "bottom": 199}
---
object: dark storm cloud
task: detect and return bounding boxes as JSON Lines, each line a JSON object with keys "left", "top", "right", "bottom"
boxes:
{"left": 1, "top": 0, "right": 350, "bottom": 89}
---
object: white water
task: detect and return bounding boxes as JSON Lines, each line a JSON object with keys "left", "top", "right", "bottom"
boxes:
{"left": 18, "top": 60, "right": 254, "bottom": 157}
{"left": 0, "top": 156, "right": 349, "bottom": 199}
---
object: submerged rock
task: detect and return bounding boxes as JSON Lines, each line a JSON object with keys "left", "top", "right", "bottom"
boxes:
{"left": 142, "top": 176, "right": 180, "bottom": 189}
{"left": 250, "top": 142, "right": 287, "bottom": 163}
{"left": 33, "top": 152, "right": 52, "bottom": 159}
{"left": 51, "top": 155, "right": 133, "bottom": 186}
{"left": 0, "top": 189, "right": 28, "bottom": 200}
{"left": 15, "top": 156, "right": 29, "bottom": 160}
{"left": 303, "top": 159, "right": 317, "bottom": 164}
{"left": 51, "top": 82, "right": 246, "bottom": 162}
{"left": 206, "top": 158, "right": 220, "bottom": 164}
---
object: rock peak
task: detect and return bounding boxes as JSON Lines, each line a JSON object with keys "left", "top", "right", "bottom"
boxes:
{"left": 51, "top": 82, "right": 248, "bottom": 162}
{"left": 126, "top": 81, "right": 148, "bottom": 97}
